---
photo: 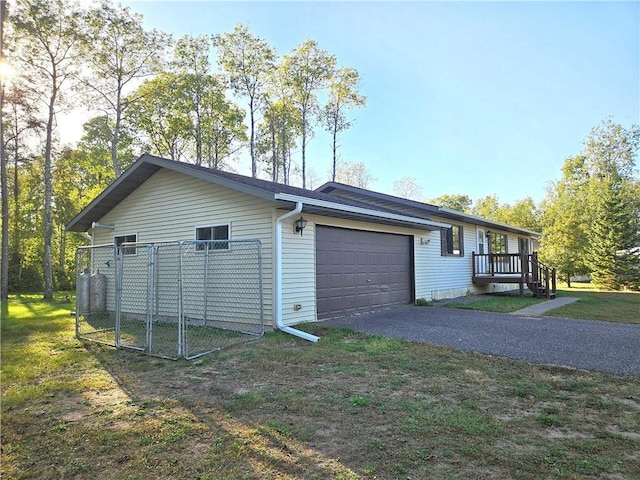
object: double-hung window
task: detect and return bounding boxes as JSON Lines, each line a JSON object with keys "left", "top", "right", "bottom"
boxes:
{"left": 115, "top": 233, "right": 137, "bottom": 255}
{"left": 441, "top": 225, "right": 464, "bottom": 256}
{"left": 195, "top": 224, "right": 230, "bottom": 251}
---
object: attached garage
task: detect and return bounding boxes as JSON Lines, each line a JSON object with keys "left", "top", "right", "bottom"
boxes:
{"left": 315, "top": 226, "right": 413, "bottom": 319}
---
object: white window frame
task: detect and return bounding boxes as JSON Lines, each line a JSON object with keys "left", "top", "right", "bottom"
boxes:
{"left": 114, "top": 233, "right": 138, "bottom": 255}
{"left": 477, "top": 229, "right": 486, "bottom": 255}
{"left": 194, "top": 223, "right": 231, "bottom": 251}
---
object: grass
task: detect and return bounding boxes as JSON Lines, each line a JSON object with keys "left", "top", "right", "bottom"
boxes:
{"left": 551, "top": 283, "right": 640, "bottom": 324}
{"left": 443, "top": 283, "right": 640, "bottom": 324}
{"left": 444, "top": 294, "right": 543, "bottom": 313}
{"left": 2, "top": 293, "right": 640, "bottom": 479}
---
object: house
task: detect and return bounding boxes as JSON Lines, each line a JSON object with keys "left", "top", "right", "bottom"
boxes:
{"left": 66, "top": 154, "right": 550, "bottom": 341}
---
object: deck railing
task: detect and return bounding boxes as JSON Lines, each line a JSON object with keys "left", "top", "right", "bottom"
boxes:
{"left": 471, "top": 252, "right": 556, "bottom": 298}
{"left": 472, "top": 252, "right": 530, "bottom": 276}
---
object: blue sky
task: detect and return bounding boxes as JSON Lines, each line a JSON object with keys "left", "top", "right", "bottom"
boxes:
{"left": 119, "top": 0, "right": 639, "bottom": 204}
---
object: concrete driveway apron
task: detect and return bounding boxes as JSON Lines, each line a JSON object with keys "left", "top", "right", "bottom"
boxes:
{"left": 323, "top": 305, "right": 640, "bottom": 377}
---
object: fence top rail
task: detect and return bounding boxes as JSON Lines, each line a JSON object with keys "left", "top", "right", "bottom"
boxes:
{"left": 77, "top": 243, "right": 118, "bottom": 251}
{"left": 82, "top": 239, "right": 262, "bottom": 248}
{"left": 472, "top": 252, "right": 530, "bottom": 257}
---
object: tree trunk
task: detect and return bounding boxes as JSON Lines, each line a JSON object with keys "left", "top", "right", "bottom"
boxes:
{"left": 111, "top": 84, "right": 122, "bottom": 177}
{"left": 249, "top": 96, "right": 256, "bottom": 177}
{"left": 281, "top": 118, "right": 288, "bottom": 185}
{"left": 195, "top": 98, "right": 202, "bottom": 166}
{"left": 331, "top": 117, "right": 338, "bottom": 182}
{"left": 270, "top": 111, "right": 277, "bottom": 182}
{"left": 0, "top": 81, "right": 8, "bottom": 300}
{"left": 301, "top": 109, "right": 307, "bottom": 189}
{"left": 12, "top": 103, "right": 20, "bottom": 256}
{"left": 43, "top": 83, "right": 56, "bottom": 300}
{"left": 0, "top": 3, "right": 8, "bottom": 300}
{"left": 59, "top": 221, "right": 66, "bottom": 283}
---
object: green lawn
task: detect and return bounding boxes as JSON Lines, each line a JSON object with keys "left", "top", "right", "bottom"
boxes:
{"left": 551, "top": 283, "right": 640, "bottom": 324}
{"left": 444, "top": 284, "right": 639, "bottom": 324}
{"left": 443, "top": 295, "right": 543, "bottom": 313}
{"left": 2, "top": 293, "right": 639, "bottom": 479}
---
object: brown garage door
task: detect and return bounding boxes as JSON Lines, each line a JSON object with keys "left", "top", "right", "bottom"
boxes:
{"left": 316, "top": 226, "right": 413, "bottom": 319}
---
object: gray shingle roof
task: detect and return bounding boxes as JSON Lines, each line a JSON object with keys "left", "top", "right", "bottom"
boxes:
{"left": 65, "top": 154, "right": 441, "bottom": 233}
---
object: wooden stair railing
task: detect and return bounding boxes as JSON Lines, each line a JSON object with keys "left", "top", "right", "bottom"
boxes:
{"left": 527, "top": 252, "right": 557, "bottom": 299}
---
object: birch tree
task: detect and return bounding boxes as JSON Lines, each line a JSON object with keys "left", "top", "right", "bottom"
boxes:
{"left": 81, "top": 1, "right": 169, "bottom": 177}
{"left": 214, "top": 25, "right": 275, "bottom": 178}
{"left": 171, "top": 35, "right": 211, "bottom": 166}
{"left": 322, "top": 67, "right": 366, "bottom": 181}
{"left": 12, "top": 0, "right": 84, "bottom": 299}
{"left": 393, "top": 176, "right": 423, "bottom": 201}
{"left": 283, "top": 40, "right": 336, "bottom": 189}
{"left": 335, "top": 159, "right": 373, "bottom": 189}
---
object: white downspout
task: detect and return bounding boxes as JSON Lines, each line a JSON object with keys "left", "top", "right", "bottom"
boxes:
{"left": 275, "top": 202, "right": 320, "bottom": 342}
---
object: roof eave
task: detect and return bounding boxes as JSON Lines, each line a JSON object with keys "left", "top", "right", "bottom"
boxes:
{"left": 65, "top": 154, "right": 278, "bottom": 232}
{"left": 437, "top": 207, "right": 541, "bottom": 237}
{"left": 274, "top": 193, "right": 449, "bottom": 230}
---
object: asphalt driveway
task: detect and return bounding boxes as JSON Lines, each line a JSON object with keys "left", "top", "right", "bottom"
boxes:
{"left": 323, "top": 306, "right": 640, "bottom": 376}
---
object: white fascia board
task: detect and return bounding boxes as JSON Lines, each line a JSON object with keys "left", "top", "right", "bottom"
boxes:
{"left": 274, "top": 193, "right": 450, "bottom": 230}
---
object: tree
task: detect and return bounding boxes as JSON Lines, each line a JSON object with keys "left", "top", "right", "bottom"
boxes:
{"left": 257, "top": 62, "right": 301, "bottom": 184}
{"left": 1, "top": 0, "right": 9, "bottom": 299}
{"left": 583, "top": 118, "right": 639, "bottom": 181}
{"left": 539, "top": 156, "right": 590, "bottom": 286}
{"left": 392, "top": 176, "right": 423, "bottom": 201}
{"left": 214, "top": 24, "right": 276, "bottom": 178}
{"left": 12, "top": 0, "right": 84, "bottom": 299}
{"left": 80, "top": 1, "right": 169, "bottom": 177}
{"left": 200, "top": 81, "right": 246, "bottom": 170}
{"left": 429, "top": 194, "right": 472, "bottom": 212}
{"left": 585, "top": 177, "right": 638, "bottom": 289}
{"left": 471, "top": 194, "right": 501, "bottom": 220}
{"left": 126, "top": 74, "right": 192, "bottom": 161}
{"left": 335, "top": 159, "right": 374, "bottom": 189}
{"left": 322, "top": 67, "right": 366, "bottom": 181}
{"left": 171, "top": 35, "right": 211, "bottom": 166}
{"left": 283, "top": 40, "right": 336, "bottom": 189}
{"left": 540, "top": 120, "right": 640, "bottom": 289}
{"left": 582, "top": 120, "right": 640, "bottom": 289}
{"left": 74, "top": 115, "right": 136, "bottom": 191}
{"left": 3, "top": 82, "right": 44, "bottom": 295}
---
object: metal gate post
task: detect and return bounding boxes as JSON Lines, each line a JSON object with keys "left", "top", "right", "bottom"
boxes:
{"left": 204, "top": 243, "right": 210, "bottom": 326}
{"left": 178, "top": 241, "right": 185, "bottom": 358}
{"left": 115, "top": 248, "right": 123, "bottom": 348}
{"left": 257, "top": 240, "right": 264, "bottom": 336}
{"left": 146, "top": 245, "right": 155, "bottom": 352}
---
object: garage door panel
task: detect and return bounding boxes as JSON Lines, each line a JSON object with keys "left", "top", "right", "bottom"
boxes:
{"left": 316, "top": 226, "right": 412, "bottom": 319}
{"left": 343, "top": 273, "right": 355, "bottom": 287}
{"left": 316, "top": 273, "right": 328, "bottom": 289}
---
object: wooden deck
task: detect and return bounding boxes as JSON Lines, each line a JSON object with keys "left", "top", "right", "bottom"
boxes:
{"left": 472, "top": 252, "right": 556, "bottom": 298}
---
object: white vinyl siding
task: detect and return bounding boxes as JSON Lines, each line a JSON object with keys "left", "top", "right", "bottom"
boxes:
{"left": 280, "top": 213, "right": 317, "bottom": 325}
{"left": 93, "top": 169, "right": 275, "bottom": 323}
{"left": 427, "top": 217, "right": 520, "bottom": 299}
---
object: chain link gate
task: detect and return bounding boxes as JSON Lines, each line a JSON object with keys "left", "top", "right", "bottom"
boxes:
{"left": 75, "top": 239, "right": 263, "bottom": 359}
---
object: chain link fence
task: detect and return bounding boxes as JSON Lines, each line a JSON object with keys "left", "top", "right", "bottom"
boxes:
{"left": 75, "top": 240, "right": 263, "bottom": 359}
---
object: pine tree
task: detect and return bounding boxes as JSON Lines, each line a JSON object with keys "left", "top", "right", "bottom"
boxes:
{"left": 586, "top": 178, "right": 639, "bottom": 289}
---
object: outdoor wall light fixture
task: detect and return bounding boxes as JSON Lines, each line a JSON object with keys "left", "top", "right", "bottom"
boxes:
{"left": 294, "top": 216, "right": 308, "bottom": 236}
